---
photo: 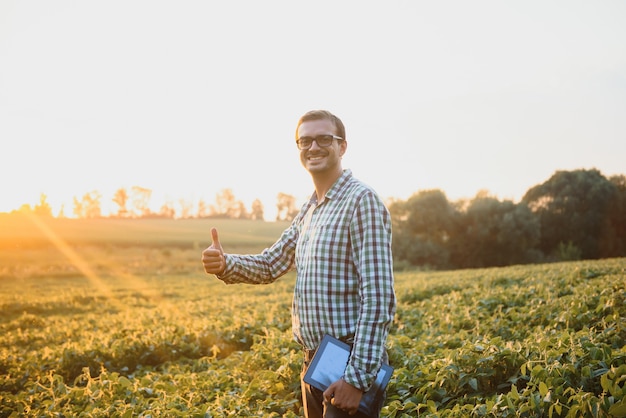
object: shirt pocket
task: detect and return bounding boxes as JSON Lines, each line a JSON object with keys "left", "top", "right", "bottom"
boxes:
{"left": 296, "top": 221, "right": 332, "bottom": 261}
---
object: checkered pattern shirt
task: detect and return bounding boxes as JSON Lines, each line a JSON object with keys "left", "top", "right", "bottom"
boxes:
{"left": 217, "top": 170, "right": 396, "bottom": 391}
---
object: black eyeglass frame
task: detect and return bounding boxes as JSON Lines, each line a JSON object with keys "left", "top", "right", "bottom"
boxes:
{"left": 296, "top": 134, "right": 344, "bottom": 150}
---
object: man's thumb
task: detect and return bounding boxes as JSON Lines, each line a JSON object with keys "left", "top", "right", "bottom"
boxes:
{"left": 211, "top": 227, "right": 222, "bottom": 251}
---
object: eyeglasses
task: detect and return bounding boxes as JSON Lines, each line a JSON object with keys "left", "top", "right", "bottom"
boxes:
{"left": 295, "top": 134, "right": 344, "bottom": 150}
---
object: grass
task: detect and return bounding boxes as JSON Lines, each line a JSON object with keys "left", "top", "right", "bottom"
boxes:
{"left": 0, "top": 213, "right": 290, "bottom": 250}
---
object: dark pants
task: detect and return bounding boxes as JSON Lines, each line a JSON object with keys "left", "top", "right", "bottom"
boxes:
{"left": 300, "top": 352, "right": 387, "bottom": 418}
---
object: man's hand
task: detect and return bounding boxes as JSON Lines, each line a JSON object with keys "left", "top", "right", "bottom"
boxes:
{"left": 202, "top": 228, "right": 225, "bottom": 275}
{"left": 323, "top": 378, "right": 363, "bottom": 415}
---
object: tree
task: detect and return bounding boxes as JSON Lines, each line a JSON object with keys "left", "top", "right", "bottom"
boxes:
{"left": 159, "top": 201, "right": 176, "bottom": 219}
{"left": 522, "top": 169, "right": 617, "bottom": 260}
{"left": 33, "top": 193, "right": 53, "bottom": 217}
{"left": 17, "top": 203, "right": 33, "bottom": 214}
{"left": 73, "top": 191, "right": 102, "bottom": 219}
{"left": 599, "top": 174, "right": 626, "bottom": 257}
{"left": 72, "top": 198, "right": 83, "bottom": 218}
{"left": 276, "top": 193, "right": 298, "bottom": 221}
{"left": 389, "top": 190, "right": 456, "bottom": 268}
{"left": 451, "top": 194, "right": 540, "bottom": 268}
{"left": 197, "top": 199, "right": 210, "bottom": 218}
{"left": 112, "top": 188, "right": 129, "bottom": 218}
{"left": 57, "top": 204, "right": 67, "bottom": 218}
{"left": 212, "top": 189, "right": 237, "bottom": 218}
{"left": 130, "top": 186, "right": 153, "bottom": 218}
{"left": 178, "top": 199, "right": 194, "bottom": 219}
{"left": 250, "top": 199, "right": 264, "bottom": 221}
{"left": 233, "top": 201, "right": 249, "bottom": 219}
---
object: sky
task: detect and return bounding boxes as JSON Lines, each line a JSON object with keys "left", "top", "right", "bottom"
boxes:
{"left": 1, "top": 1, "right": 625, "bottom": 220}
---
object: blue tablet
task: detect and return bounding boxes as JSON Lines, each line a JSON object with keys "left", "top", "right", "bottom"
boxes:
{"left": 303, "top": 334, "right": 393, "bottom": 416}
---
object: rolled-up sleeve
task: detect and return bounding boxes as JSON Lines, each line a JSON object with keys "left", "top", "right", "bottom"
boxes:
{"left": 216, "top": 221, "right": 300, "bottom": 285}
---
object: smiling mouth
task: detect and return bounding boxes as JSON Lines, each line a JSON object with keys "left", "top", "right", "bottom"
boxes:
{"left": 307, "top": 154, "right": 326, "bottom": 161}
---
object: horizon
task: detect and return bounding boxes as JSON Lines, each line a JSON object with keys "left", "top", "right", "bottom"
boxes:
{"left": 4, "top": 165, "right": 622, "bottom": 221}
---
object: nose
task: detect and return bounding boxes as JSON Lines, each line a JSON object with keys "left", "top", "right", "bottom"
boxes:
{"left": 308, "top": 138, "right": 322, "bottom": 150}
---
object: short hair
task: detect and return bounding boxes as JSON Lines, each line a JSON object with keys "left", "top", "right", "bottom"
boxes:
{"left": 295, "top": 110, "right": 346, "bottom": 141}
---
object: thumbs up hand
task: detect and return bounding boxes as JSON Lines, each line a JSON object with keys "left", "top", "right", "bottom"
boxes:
{"left": 202, "top": 227, "right": 226, "bottom": 275}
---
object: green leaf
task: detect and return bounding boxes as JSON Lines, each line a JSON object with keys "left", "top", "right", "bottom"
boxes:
{"left": 609, "top": 402, "right": 626, "bottom": 418}
{"left": 469, "top": 378, "right": 478, "bottom": 391}
{"left": 118, "top": 376, "right": 132, "bottom": 388}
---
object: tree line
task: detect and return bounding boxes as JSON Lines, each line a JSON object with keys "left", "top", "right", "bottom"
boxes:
{"left": 23, "top": 188, "right": 301, "bottom": 222}
{"left": 17, "top": 168, "right": 625, "bottom": 268}
{"left": 390, "top": 168, "right": 625, "bottom": 269}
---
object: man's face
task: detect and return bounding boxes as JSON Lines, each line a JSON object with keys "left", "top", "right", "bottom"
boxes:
{"left": 297, "top": 119, "right": 346, "bottom": 176}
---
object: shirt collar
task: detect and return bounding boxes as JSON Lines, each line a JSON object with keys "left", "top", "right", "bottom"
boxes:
{"left": 307, "top": 169, "right": 352, "bottom": 205}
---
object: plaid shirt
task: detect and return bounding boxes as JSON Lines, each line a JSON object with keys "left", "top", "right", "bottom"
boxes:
{"left": 217, "top": 170, "right": 396, "bottom": 391}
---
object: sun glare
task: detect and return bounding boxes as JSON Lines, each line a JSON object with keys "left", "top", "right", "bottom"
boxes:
{"left": 25, "top": 212, "right": 177, "bottom": 312}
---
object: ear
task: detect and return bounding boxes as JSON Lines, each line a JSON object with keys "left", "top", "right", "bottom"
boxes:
{"left": 339, "top": 140, "right": 347, "bottom": 157}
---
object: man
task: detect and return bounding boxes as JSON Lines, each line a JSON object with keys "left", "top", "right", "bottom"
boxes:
{"left": 202, "top": 110, "right": 396, "bottom": 417}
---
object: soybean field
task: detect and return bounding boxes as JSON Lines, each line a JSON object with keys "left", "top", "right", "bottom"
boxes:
{"left": 0, "top": 216, "right": 624, "bottom": 417}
